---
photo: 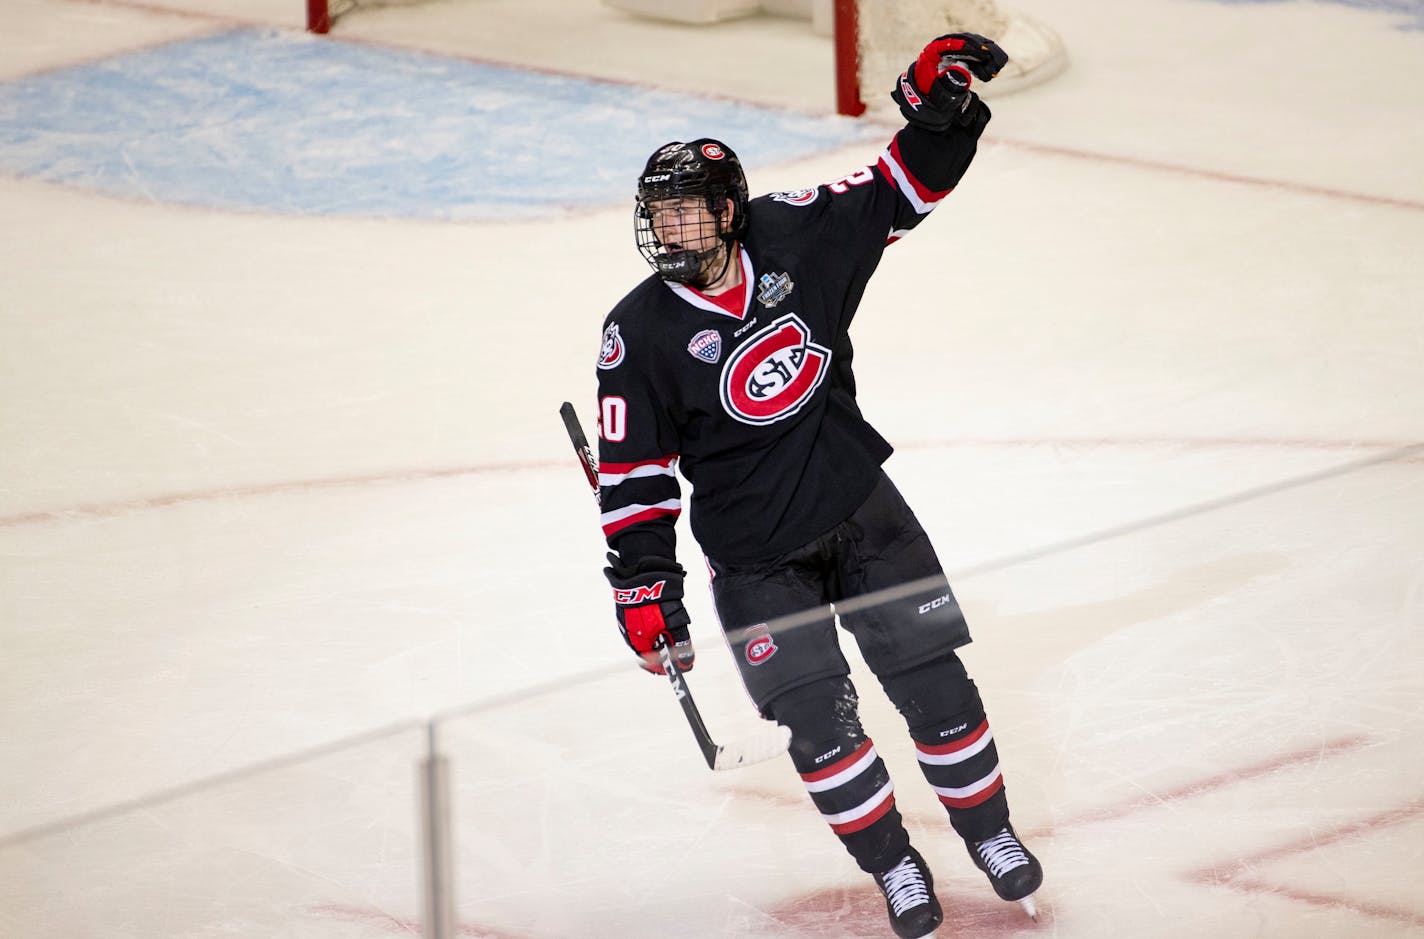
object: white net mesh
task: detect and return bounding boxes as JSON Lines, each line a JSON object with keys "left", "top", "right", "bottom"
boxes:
{"left": 856, "top": 0, "right": 1066, "bottom": 109}
{"left": 323, "top": 0, "right": 435, "bottom": 29}
{"left": 311, "top": 0, "right": 1065, "bottom": 113}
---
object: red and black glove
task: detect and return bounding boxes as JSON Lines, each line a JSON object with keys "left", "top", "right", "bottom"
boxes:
{"left": 604, "top": 553, "right": 695, "bottom": 675}
{"left": 929, "top": 31, "right": 1009, "bottom": 84}
{"left": 891, "top": 33, "right": 1008, "bottom": 132}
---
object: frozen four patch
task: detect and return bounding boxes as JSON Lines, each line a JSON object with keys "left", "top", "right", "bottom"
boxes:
{"left": 756, "top": 271, "right": 794, "bottom": 308}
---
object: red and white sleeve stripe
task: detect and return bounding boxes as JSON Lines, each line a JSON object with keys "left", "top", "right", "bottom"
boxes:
{"left": 876, "top": 135, "right": 952, "bottom": 216}
{"left": 599, "top": 498, "right": 680, "bottom": 538}
{"left": 597, "top": 455, "right": 677, "bottom": 488}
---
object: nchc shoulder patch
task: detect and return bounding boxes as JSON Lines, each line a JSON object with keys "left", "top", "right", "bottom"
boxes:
{"left": 687, "top": 328, "right": 722, "bottom": 364}
{"left": 598, "top": 323, "right": 626, "bottom": 370}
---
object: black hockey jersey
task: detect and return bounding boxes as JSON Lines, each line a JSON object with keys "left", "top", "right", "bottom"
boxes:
{"left": 595, "top": 115, "right": 989, "bottom": 567}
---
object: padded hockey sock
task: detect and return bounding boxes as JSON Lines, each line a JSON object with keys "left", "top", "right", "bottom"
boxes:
{"left": 912, "top": 709, "right": 1010, "bottom": 842}
{"left": 880, "top": 655, "right": 1011, "bottom": 841}
{"left": 771, "top": 678, "right": 910, "bottom": 873}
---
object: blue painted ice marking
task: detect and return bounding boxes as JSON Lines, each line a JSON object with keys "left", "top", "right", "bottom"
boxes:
{"left": 0, "top": 29, "right": 882, "bottom": 219}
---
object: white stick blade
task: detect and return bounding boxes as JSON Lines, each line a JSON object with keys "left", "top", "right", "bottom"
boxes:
{"left": 712, "top": 723, "right": 792, "bottom": 771}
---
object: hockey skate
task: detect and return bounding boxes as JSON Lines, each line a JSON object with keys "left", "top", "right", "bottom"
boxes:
{"left": 872, "top": 847, "right": 943, "bottom": 938}
{"left": 966, "top": 824, "right": 1042, "bottom": 921}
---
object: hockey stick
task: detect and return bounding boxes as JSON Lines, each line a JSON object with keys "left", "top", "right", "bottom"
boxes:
{"left": 558, "top": 401, "right": 791, "bottom": 772}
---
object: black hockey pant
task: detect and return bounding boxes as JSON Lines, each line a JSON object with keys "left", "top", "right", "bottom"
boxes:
{"left": 708, "top": 472, "right": 1012, "bottom": 873}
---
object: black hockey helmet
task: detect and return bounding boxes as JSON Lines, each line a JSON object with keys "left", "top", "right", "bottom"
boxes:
{"left": 634, "top": 138, "right": 749, "bottom": 285}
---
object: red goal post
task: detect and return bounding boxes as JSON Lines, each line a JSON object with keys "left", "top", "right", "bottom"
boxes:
{"left": 307, "top": 0, "right": 1066, "bottom": 117}
{"left": 307, "top": 0, "right": 331, "bottom": 33}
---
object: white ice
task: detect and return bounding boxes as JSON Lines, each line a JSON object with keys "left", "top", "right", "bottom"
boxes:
{"left": 1, "top": 0, "right": 1422, "bottom": 937}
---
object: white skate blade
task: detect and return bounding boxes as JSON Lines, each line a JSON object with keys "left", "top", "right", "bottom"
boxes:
{"left": 1018, "top": 893, "right": 1039, "bottom": 921}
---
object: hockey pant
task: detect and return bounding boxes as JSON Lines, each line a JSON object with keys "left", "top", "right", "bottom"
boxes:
{"left": 709, "top": 473, "right": 1011, "bottom": 871}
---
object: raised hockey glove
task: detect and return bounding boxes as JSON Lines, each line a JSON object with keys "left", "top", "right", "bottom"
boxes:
{"left": 928, "top": 32, "right": 1008, "bottom": 84}
{"left": 604, "top": 553, "right": 695, "bottom": 675}
{"left": 891, "top": 33, "right": 1008, "bottom": 132}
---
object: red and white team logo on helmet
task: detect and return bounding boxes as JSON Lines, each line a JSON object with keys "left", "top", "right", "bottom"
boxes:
{"left": 598, "top": 323, "right": 625, "bottom": 370}
{"left": 744, "top": 624, "right": 778, "bottom": 666}
{"left": 701, "top": 142, "right": 725, "bottom": 160}
{"left": 719, "top": 314, "right": 831, "bottom": 425}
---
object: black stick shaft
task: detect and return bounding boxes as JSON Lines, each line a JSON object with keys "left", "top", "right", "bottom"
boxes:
{"left": 559, "top": 400, "right": 718, "bottom": 769}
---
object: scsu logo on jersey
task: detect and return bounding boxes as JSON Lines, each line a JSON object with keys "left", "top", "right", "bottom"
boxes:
{"left": 720, "top": 314, "right": 831, "bottom": 425}
{"left": 598, "top": 323, "right": 625, "bottom": 370}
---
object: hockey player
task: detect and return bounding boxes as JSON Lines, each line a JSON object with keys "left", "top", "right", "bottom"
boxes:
{"left": 593, "top": 34, "right": 1041, "bottom": 939}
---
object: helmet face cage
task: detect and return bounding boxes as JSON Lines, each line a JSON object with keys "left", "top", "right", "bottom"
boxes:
{"left": 634, "top": 139, "right": 749, "bottom": 285}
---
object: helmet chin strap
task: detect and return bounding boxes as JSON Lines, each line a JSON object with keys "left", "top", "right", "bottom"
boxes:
{"left": 658, "top": 240, "right": 733, "bottom": 288}
{"left": 654, "top": 202, "right": 738, "bottom": 288}
{"left": 691, "top": 239, "right": 736, "bottom": 290}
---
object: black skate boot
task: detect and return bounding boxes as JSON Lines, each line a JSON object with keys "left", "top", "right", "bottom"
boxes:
{"left": 966, "top": 824, "right": 1042, "bottom": 920}
{"left": 872, "top": 846, "right": 943, "bottom": 938}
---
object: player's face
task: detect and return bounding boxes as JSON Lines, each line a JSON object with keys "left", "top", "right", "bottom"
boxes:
{"left": 647, "top": 197, "right": 722, "bottom": 253}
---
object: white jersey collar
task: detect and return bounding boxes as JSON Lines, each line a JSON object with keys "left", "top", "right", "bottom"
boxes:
{"left": 664, "top": 247, "right": 753, "bottom": 321}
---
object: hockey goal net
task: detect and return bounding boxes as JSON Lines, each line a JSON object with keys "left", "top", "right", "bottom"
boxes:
{"left": 306, "top": 0, "right": 1066, "bottom": 117}
{"left": 835, "top": 0, "right": 1066, "bottom": 115}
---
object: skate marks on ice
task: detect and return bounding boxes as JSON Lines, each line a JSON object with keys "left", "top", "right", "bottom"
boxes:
{"left": 1184, "top": 797, "right": 1424, "bottom": 930}
{"left": 714, "top": 730, "right": 1423, "bottom": 935}
{"left": 767, "top": 885, "right": 1038, "bottom": 937}
{"left": 1049, "top": 735, "right": 1424, "bottom": 929}
{"left": 313, "top": 902, "right": 537, "bottom": 939}
{"left": 965, "top": 551, "right": 1290, "bottom": 679}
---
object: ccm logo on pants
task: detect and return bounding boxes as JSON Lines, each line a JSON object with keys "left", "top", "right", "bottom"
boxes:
{"left": 918, "top": 594, "right": 952, "bottom": 615}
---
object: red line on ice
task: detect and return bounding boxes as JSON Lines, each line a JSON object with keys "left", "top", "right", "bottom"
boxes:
{"left": 1039, "top": 735, "right": 1374, "bottom": 831}
{"left": 5, "top": 437, "right": 1419, "bottom": 530}
{"left": 1187, "top": 797, "right": 1424, "bottom": 927}
{"left": 0, "top": 461, "right": 551, "bottom": 528}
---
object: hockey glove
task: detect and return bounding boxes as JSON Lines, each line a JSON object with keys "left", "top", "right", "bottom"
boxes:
{"left": 891, "top": 33, "right": 1008, "bottom": 132}
{"left": 927, "top": 32, "right": 1008, "bottom": 84}
{"left": 604, "top": 553, "right": 695, "bottom": 675}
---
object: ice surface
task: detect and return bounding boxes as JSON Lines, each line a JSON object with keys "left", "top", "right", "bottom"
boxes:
{"left": 1, "top": 0, "right": 1421, "bottom": 936}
